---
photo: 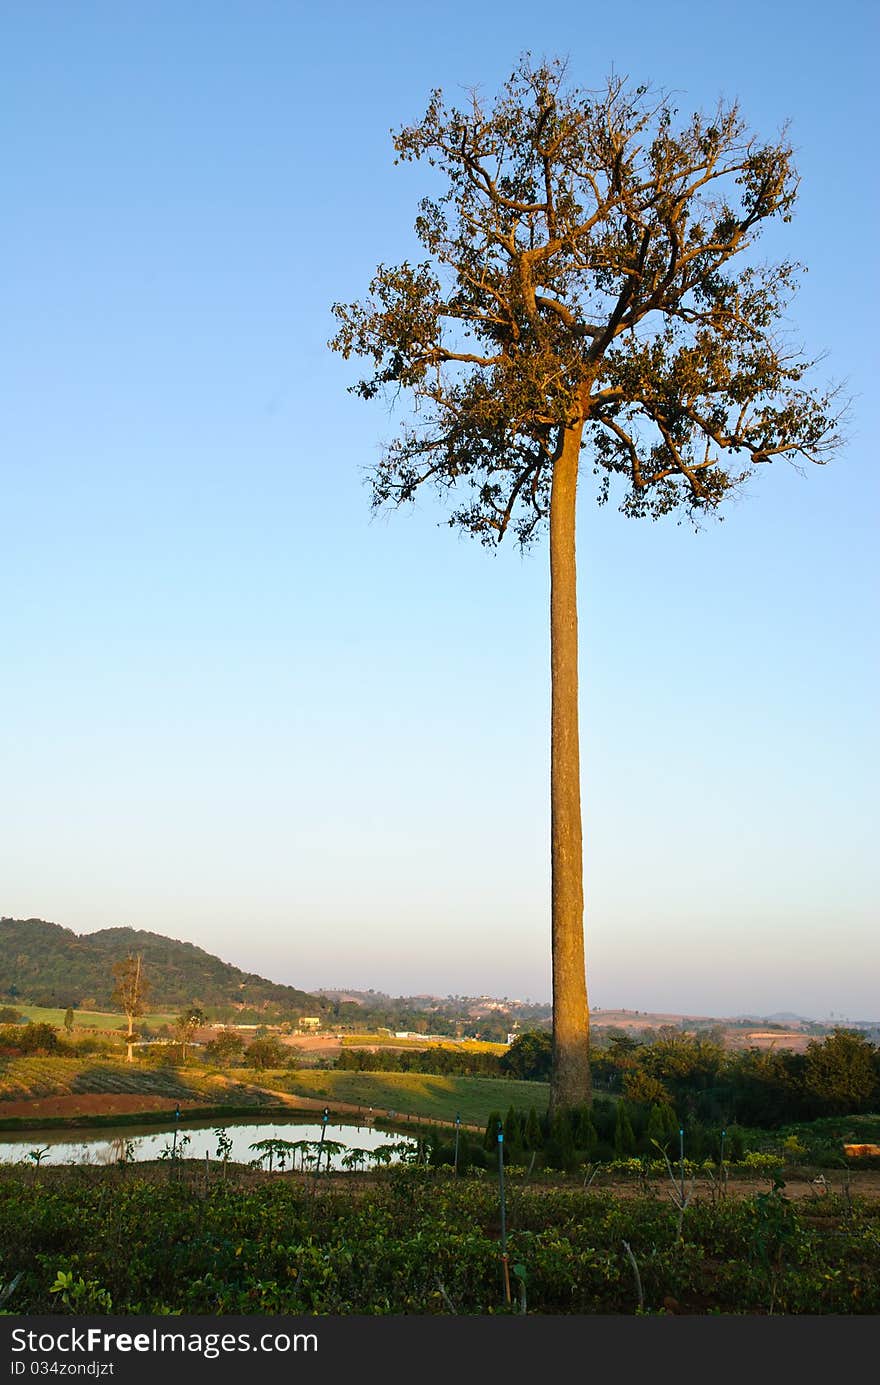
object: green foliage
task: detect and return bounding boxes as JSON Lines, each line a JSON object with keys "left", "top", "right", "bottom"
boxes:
{"left": 50, "top": 1269, "right": 113, "bottom": 1314}
{"left": 646, "top": 1103, "right": 679, "bottom": 1151}
{"left": 546, "top": 1110, "right": 578, "bottom": 1171}
{"left": 244, "top": 1038, "right": 289, "bottom": 1071}
{"left": 614, "top": 1103, "right": 637, "bottom": 1157}
{"left": 174, "top": 1006, "right": 206, "bottom": 1061}
{"left": 483, "top": 1111, "right": 502, "bottom": 1151}
{"left": 500, "top": 1031, "right": 552, "bottom": 1081}
{"left": 726, "top": 1124, "right": 746, "bottom": 1162}
{"left": 1, "top": 1023, "right": 61, "bottom": 1055}
{"left": 524, "top": 1107, "right": 544, "bottom": 1151}
{"left": 204, "top": 1030, "right": 246, "bottom": 1065}
{"left": 622, "top": 1070, "right": 671, "bottom": 1106}
{"left": 2, "top": 1170, "right": 878, "bottom": 1315}
{"left": 593, "top": 1031, "right": 880, "bottom": 1131}
{"left": 573, "top": 1105, "right": 598, "bottom": 1154}
{"left": 803, "top": 1030, "right": 877, "bottom": 1114}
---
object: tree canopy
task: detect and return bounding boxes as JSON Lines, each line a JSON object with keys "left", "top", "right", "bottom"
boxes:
{"left": 331, "top": 57, "right": 841, "bottom": 542}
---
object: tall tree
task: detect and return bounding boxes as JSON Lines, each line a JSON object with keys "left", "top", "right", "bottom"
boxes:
{"left": 111, "top": 954, "right": 149, "bottom": 1063}
{"left": 330, "top": 58, "right": 841, "bottom": 1112}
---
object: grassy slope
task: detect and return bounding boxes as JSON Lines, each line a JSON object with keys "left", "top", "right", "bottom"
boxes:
{"left": 11, "top": 1004, "right": 176, "bottom": 1030}
{"left": 275, "top": 1069, "right": 549, "bottom": 1125}
{"left": 0, "top": 1056, "right": 549, "bottom": 1127}
{"left": 0, "top": 1058, "right": 275, "bottom": 1107}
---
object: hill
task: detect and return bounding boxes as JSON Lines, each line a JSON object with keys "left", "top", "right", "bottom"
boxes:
{"left": 0, "top": 917, "right": 326, "bottom": 1018}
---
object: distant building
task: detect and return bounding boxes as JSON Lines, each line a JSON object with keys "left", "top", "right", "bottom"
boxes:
{"left": 298, "top": 1016, "right": 321, "bottom": 1031}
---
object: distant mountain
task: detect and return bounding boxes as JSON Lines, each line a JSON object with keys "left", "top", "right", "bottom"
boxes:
{"left": 0, "top": 917, "right": 327, "bottom": 1017}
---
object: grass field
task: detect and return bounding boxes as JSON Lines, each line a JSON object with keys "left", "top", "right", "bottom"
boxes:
{"left": 275, "top": 1069, "right": 549, "bottom": 1125}
{"left": 0, "top": 1057, "right": 276, "bottom": 1107}
{"left": 9, "top": 1004, "right": 177, "bottom": 1031}
{"left": 0, "top": 1054, "right": 548, "bottom": 1129}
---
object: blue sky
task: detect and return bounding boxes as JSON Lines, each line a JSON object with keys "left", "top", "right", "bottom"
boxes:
{"left": 2, "top": 0, "right": 877, "bottom": 1019}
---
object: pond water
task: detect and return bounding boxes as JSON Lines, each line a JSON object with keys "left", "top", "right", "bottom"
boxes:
{"left": 0, "top": 1118, "right": 418, "bottom": 1171}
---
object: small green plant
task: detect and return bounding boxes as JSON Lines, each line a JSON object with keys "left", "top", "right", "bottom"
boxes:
{"left": 512, "top": 1262, "right": 528, "bottom": 1314}
{"left": 50, "top": 1269, "right": 113, "bottom": 1314}
{"left": 748, "top": 1178, "right": 800, "bottom": 1314}
{"left": 214, "top": 1127, "right": 234, "bottom": 1177}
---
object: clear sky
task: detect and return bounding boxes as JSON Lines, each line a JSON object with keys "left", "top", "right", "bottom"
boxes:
{"left": 2, "top": 0, "right": 877, "bottom": 1020}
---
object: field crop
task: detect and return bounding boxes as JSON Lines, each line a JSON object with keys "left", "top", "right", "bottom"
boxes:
{"left": 1, "top": 1164, "right": 877, "bottom": 1315}
{"left": 0, "top": 1059, "right": 278, "bottom": 1109}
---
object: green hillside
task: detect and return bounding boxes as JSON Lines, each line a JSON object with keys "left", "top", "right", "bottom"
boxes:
{"left": 0, "top": 917, "right": 327, "bottom": 1019}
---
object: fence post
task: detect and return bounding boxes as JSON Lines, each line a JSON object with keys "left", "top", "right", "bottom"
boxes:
{"left": 497, "top": 1120, "right": 511, "bottom": 1304}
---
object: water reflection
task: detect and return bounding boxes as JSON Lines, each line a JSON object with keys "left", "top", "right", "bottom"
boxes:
{"left": 0, "top": 1119, "right": 417, "bottom": 1170}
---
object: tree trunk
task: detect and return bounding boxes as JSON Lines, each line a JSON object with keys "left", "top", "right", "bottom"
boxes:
{"left": 549, "top": 419, "right": 591, "bottom": 1113}
{"left": 126, "top": 954, "right": 140, "bottom": 1063}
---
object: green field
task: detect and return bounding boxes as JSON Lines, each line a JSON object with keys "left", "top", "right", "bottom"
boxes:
{"left": 0, "top": 1054, "right": 548, "bottom": 1130}
{"left": 9, "top": 1004, "right": 176, "bottom": 1031}
{"left": 0, "top": 1057, "right": 277, "bottom": 1111}
{"left": 276, "top": 1069, "right": 549, "bottom": 1126}
{"left": 3, "top": 1168, "right": 878, "bottom": 1315}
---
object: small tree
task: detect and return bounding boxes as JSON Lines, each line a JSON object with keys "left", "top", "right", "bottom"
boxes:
{"left": 483, "top": 1110, "right": 503, "bottom": 1151}
{"left": 63, "top": 1008, "right": 75, "bottom": 1035}
{"left": 204, "top": 1030, "right": 246, "bottom": 1066}
{"left": 331, "top": 57, "right": 842, "bottom": 1114}
{"left": 614, "top": 1102, "right": 637, "bottom": 1156}
{"left": 548, "top": 1108, "right": 577, "bottom": 1169}
{"left": 646, "top": 1101, "right": 679, "bottom": 1151}
{"left": 524, "top": 1106, "right": 544, "bottom": 1151}
{"left": 243, "top": 1036, "right": 287, "bottom": 1070}
{"left": 499, "top": 1029, "right": 553, "bottom": 1081}
{"left": 111, "top": 955, "right": 149, "bottom": 1064}
{"left": 175, "top": 1006, "right": 205, "bottom": 1063}
{"left": 573, "top": 1103, "right": 598, "bottom": 1153}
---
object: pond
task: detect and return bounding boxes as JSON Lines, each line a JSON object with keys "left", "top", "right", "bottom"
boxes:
{"left": 0, "top": 1117, "right": 419, "bottom": 1171}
